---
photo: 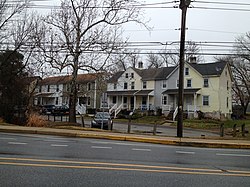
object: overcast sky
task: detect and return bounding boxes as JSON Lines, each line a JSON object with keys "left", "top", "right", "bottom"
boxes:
{"left": 32, "top": 0, "right": 250, "bottom": 62}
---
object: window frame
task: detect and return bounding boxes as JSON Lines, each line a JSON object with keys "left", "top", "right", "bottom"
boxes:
{"left": 202, "top": 95, "right": 209, "bottom": 106}
{"left": 186, "top": 79, "right": 192, "bottom": 88}
{"left": 185, "top": 67, "right": 189, "bottom": 76}
{"left": 162, "top": 80, "right": 167, "bottom": 89}
{"left": 142, "top": 81, "right": 147, "bottom": 89}
{"left": 124, "top": 82, "right": 128, "bottom": 90}
{"left": 131, "top": 82, "right": 135, "bottom": 90}
{"left": 203, "top": 78, "right": 209, "bottom": 88}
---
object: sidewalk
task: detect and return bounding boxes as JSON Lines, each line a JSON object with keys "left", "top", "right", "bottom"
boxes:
{"left": 0, "top": 124, "right": 250, "bottom": 149}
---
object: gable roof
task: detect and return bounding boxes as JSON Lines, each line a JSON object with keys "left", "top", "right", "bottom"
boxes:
{"left": 107, "top": 61, "right": 229, "bottom": 83}
{"left": 39, "top": 73, "right": 102, "bottom": 85}
{"left": 188, "top": 61, "right": 228, "bottom": 76}
{"left": 107, "top": 71, "right": 124, "bottom": 83}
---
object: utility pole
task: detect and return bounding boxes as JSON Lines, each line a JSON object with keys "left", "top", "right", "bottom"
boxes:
{"left": 177, "top": 0, "right": 190, "bottom": 137}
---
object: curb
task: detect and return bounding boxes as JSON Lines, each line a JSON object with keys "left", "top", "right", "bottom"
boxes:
{"left": 0, "top": 127, "right": 250, "bottom": 149}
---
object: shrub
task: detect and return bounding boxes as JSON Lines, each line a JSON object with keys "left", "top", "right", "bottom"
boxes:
{"left": 26, "top": 113, "right": 48, "bottom": 127}
{"left": 0, "top": 117, "right": 4, "bottom": 123}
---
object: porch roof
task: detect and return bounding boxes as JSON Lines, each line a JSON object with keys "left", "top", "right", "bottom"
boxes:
{"left": 107, "top": 90, "right": 138, "bottom": 96}
{"left": 134, "top": 90, "right": 154, "bottom": 96}
{"left": 162, "top": 88, "right": 201, "bottom": 95}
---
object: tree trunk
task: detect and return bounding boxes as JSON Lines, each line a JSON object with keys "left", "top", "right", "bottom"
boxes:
{"left": 69, "top": 56, "right": 79, "bottom": 123}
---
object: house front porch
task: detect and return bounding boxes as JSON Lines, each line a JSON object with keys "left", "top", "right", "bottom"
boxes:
{"left": 107, "top": 90, "right": 154, "bottom": 118}
{"left": 162, "top": 88, "right": 201, "bottom": 120}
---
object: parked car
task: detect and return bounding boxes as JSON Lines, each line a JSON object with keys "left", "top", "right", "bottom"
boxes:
{"left": 91, "top": 112, "right": 113, "bottom": 130}
{"left": 41, "top": 105, "right": 55, "bottom": 114}
{"left": 51, "top": 106, "right": 69, "bottom": 116}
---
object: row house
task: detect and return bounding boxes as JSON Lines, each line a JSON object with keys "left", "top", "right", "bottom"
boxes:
{"left": 107, "top": 61, "right": 232, "bottom": 119}
{"left": 34, "top": 73, "right": 106, "bottom": 113}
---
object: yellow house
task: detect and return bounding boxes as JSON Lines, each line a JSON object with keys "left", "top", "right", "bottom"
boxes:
{"left": 107, "top": 67, "right": 157, "bottom": 117}
{"left": 107, "top": 61, "right": 232, "bottom": 119}
{"left": 162, "top": 61, "right": 232, "bottom": 119}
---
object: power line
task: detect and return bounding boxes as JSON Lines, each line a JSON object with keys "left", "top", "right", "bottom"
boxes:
{"left": 192, "top": 6, "right": 250, "bottom": 12}
{"left": 193, "top": 1, "right": 250, "bottom": 6}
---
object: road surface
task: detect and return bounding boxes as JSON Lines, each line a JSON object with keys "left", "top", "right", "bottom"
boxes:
{"left": 0, "top": 132, "right": 249, "bottom": 187}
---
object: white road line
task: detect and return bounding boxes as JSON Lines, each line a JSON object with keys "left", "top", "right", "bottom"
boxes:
{"left": 216, "top": 153, "right": 250, "bottom": 157}
{"left": 44, "top": 140, "right": 71, "bottom": 143}
{"left": 176, "top": 151, "right": 195, "bottom": 154}
{"left": 8, "top": 142, "right": 27, "bottom": 145}
{"left": 51, "top": 144, "right": 68, "bottom": 147}
{"left": 0, "top": 138, "right": 16, "bottom": 140}
{"left": 91, "top": 146, "right": 112, "bottom": 149}
{"left": 132, "top": 148, "right": 151, "bottom": 152}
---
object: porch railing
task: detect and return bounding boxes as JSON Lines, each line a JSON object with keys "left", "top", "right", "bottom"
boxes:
{"left": 76, "top": 104, "right": 86, "bottom": 115}
{"left": 109, "top": 103, "right": 117, "bottom": 114}
{"left": 173, "top": 107, "right": 178, "bottom": 121}
{"left": 114, "top": 103, "right": 123, "bottom": 118}
{"left": 162, "top": 105, "right": 172, "bottom": 111}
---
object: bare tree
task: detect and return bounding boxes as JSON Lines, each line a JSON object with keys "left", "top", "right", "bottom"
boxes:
{"left": 0, "top": 0, "right": 30, "bottom": 48}
{"left": 160, "top": 41, "right": 202, "bottom": 66}
{"left": 229, "top": 32, "right": 250, "bottom": 115}
{"left": 146, "top": 52, "right": 164, "bottom": 68}
{"left": 35, "top": 0, "right": 146, "bottom": 122}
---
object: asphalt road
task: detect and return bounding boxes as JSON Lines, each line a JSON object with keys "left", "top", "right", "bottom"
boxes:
{"left": 0, "top": 132, "right": 250, "bottom": 187}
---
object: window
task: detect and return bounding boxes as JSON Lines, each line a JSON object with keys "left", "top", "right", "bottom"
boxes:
{"left": 227, "top": 97, "right": 229, "bottom": 108}
{"left": 176, "top": 80, "right": 179, "bottom": 88}
{"left": 47, "top": 85, "right": 50, "bottom": 92}
{"left": 88, "top": 83, "right": 91, "bottom": 90}
{"left": 187, "top": 79, "right": 192, "bottom": 88}
{"left": 162, "top": 80, "right": 167, "bottom": 88}
{"left": 113, "top": 83, "right": 117, "bottom": 90}
{"left": 204, "top": 78, "right": 209, "bottom": 87}
{"left": 55, "top": 97, "right": 59, "bottom": 105}
{"left": 56, "top": 85, "right": 59, "bottom": 92}
{"left": 162, "top": 96, "right": 168, "bottom": 105}
{"left": 125, "top": 73, "right": 129, "bottom": 78}
{"left": 87, "top": 97, "right": 91, "bottom": 106}
{"left": 185, "top": 67, "right": 189, "bottom": 76}
{"left": 131, "top": 73, "right": 134, "bottom": 78}
{"left": 131, "top": 82, "right": 135, "bottom": 90}
{"left": 142, "top": 81, "right": 147, "bottom": 89}
{"left": 39, "top": 86, "right": 42, "bottom": 92}
{"left": 227, "top": 81, "right": 229, "bottom": 90}
{"left": 203, "top": 96, "right": 209, "bottom": 106}
{"left": 124, "top": 82, "right": 128, "bottom": 89}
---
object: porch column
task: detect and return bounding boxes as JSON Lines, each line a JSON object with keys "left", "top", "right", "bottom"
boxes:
{"left": 147, "top": 95, "right": 150, "bottom": 110}
{"left": 134, "top": 96, "right": 136, "bottom": 111}
{"left": 194, "top": 93, "right": 198, "bottom": 118}
{"left": 94, "top": 80, "right": 97, "bottom": 108}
